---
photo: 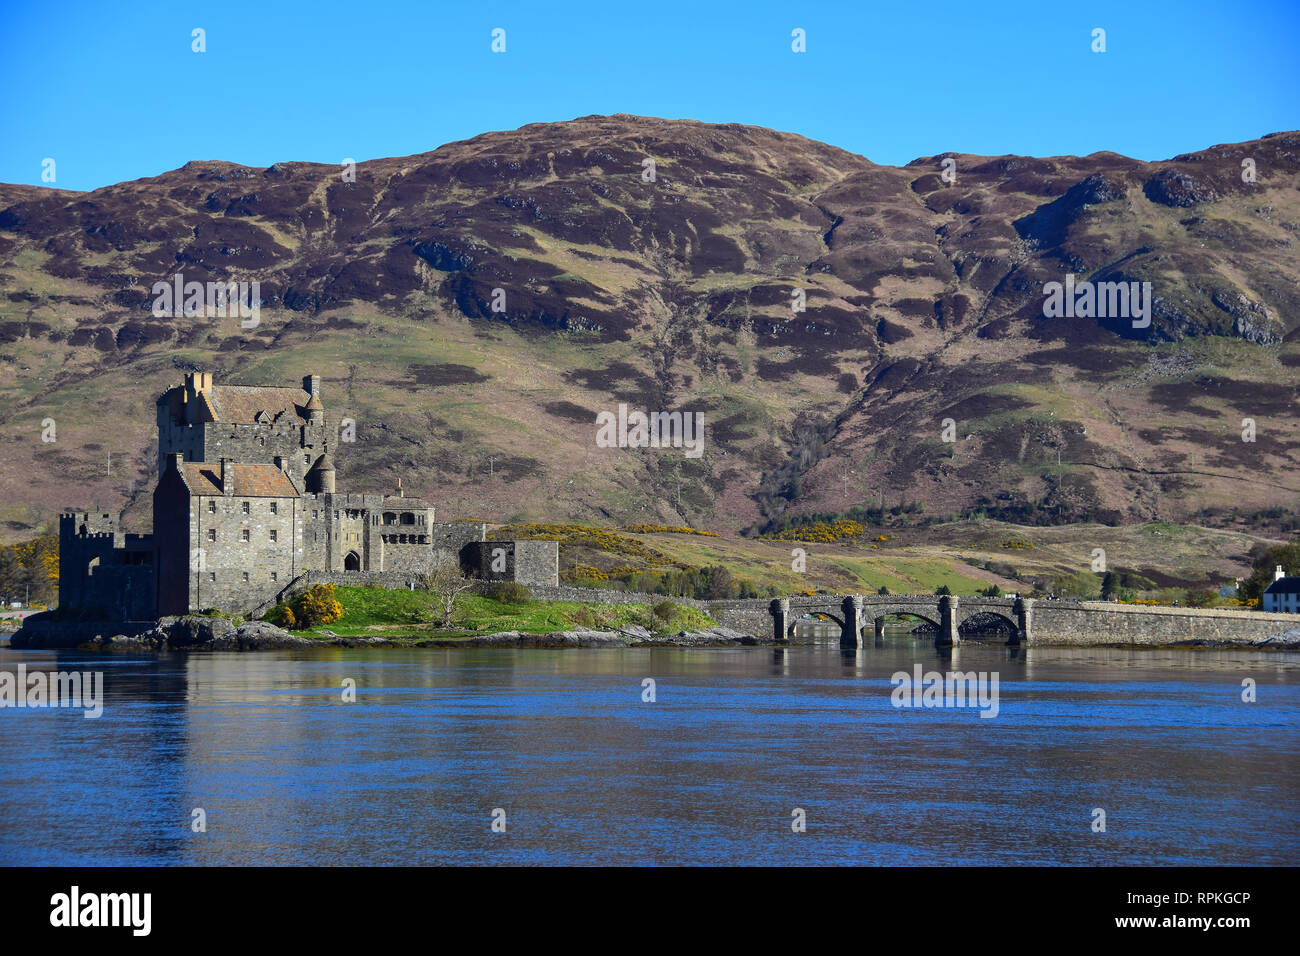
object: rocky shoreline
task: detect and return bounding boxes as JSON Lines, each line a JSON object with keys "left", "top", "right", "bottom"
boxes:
{"left": 8, "top": 615, "right": 775, "bottom": 651}
{"left": 10, "top": 614, "right": 1296, "bottom": 652}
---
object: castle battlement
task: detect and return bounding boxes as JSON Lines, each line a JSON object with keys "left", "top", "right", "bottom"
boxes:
{"left": 61, "top": 371, "right": 557, "bottom": 619}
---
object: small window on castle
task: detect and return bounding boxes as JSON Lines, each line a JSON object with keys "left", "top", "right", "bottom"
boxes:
{"left": 242, "top": 571, "right": 249, "bottom": 583}
{"left": 305, "top": 455, "right": 311, "bottom": 466}
{"left": 241, "top": 501, "right": 250, "bottom": 514}
{"left": 209, "top": 572, "right": 216, "bottom": 582}
{"left": 207, "top": 529, "right": 216, "bottom": 542}
{"left": 270, "top": 572, "right": 278, "bottom": 582}
{"left": 241, "top": 529, "right": 250, "bottom": 542}
{"left": 270, "top": 530, "right": 278, "bottom": 542}
{"left": 207, "top": 501, "right": 216, "bottom": 514}
{"left": 270, "top": 502, "right": 278, "bottom": 515}
{"left": 312, "top": 510, "right": 318, "bottom": 519}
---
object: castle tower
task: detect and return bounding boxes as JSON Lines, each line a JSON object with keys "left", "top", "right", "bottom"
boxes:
{"left": 307, "top": 454, "right": 336, "bottom": 493}
{"left": 155, "top": 371, "right": 336, "bottom": 487}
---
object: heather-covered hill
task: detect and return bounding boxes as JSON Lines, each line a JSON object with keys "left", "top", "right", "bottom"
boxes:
{"left": 1, "top": 115, "right": 1297, "bottom": 542}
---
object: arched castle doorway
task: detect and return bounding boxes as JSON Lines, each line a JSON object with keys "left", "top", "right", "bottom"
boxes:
{"left": 344, "top": 551, "right": 361, "bottom": 571}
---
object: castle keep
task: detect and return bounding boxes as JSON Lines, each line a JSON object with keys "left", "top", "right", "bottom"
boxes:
{"left": 61, "top": 372, "right": 557, "bottom": 619}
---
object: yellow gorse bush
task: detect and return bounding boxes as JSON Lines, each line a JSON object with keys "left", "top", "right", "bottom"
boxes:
{"left": 759, "top": 520, "right": 865, "bottom": 544}
{"left": 293, "top": 583, "right": 343, "bottom": 627}
{"left": 621, "top": 524, "right": 720, "bottom": 537}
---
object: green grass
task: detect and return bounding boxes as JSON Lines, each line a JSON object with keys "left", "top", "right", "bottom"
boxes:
{"left": 290, "top": 585, "right": 717, "bottom": 639}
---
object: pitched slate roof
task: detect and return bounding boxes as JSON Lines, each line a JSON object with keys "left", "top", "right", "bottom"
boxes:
{"left": 176, "top": 462, "right": 300, "bottom": 498}
{"left": 205, "top": 385, "right": 311, "bottom": 425}
{"left": 1264, "top": 577, "right": 1300, "bottom": 595}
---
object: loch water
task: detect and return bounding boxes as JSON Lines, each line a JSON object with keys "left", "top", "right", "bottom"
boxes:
{"left": 1, "top": 635, "right": 1296, "bottom": 866}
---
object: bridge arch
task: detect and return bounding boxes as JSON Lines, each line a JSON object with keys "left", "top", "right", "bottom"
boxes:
{"left": 787, "top": 610, "right": 845, "bottom": 640}
{"left": 957, "top": 609, "right": 1021, "bottom": 644}
{"left": 768, "top": 594, "right": 1034, "bottom": 648}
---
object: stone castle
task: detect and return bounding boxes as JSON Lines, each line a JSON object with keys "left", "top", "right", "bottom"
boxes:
{"left": 60, "top": 372, "right": 557, "bottom": 620}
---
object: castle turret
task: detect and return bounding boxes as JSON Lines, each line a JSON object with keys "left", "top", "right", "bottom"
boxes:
{"left": 307, "top": 454, "right": 335, "bottom": 493}
{"left": 305, "top": 392, "right": 324, "bottom": 425}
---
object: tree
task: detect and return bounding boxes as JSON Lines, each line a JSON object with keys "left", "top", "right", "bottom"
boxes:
{"left": 935, "top": 584, "right": 952, "bottom": 596}
{"left": 703, "top": 565, "right": 733, "bottom": 600}
{"left": 1240, "top": 535, "right": 1300, "bottom": 606}
{"left": 1100, "top": 571, "right": 1119, "bottom": 601}
{"left": 421, "top": 557, "right": 475, "bottom": 628}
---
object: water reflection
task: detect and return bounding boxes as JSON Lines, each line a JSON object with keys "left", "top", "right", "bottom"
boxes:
{"left": 0, "top": 638, "right": 1295, "bottom": 866}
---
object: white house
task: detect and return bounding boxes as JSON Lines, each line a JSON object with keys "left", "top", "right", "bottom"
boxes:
{"left": 1262, "top": 566, "right": 1300, "bottom": 613}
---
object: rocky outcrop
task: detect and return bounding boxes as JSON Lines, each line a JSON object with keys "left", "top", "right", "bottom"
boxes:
{"left": 11, "top": 615, "right": 769, "bottom": 650}
{"left": 1143, "top": 168, "right": 1219, "bottom": 207}
{"left": 12, "top": 615, "right": 312, "bottom": 650}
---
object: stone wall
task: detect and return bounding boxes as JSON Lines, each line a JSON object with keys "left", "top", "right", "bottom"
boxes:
{"left": 1028, "top": 599, "right": 1299, "bottom": 646}
{"left": 704, "top": 599, "right": 776, "bottom": 638}
{"left": 461, "top": 540, "right": 559, "bottom": 586}
{"left": 432, "top": 521, "right": 486, "bottom": 553}
{"left": 58, "top": 513, "right": 156, "bottom": 620}
{"left": 188, "top": 491, "right": 301, "bottom": 615}
{"left": 514, "top": 540, "right": 559, "bottom": 587}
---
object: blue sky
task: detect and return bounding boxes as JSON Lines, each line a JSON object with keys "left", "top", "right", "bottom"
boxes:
{"left": 1, "top": 0, "right": 1296, "bottom": 191}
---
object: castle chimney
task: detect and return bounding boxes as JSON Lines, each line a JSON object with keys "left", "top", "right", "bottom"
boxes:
{"left": 304, "top": 374, "right": 320, "bottom": 398}
{"left": 1276, "top": 565, "right": 1286, "bottom": 582}
{"left": 185, "top": 371, "right": 213, "bottom": 397}
{"left": 220, "top": 458, "right": 233, "bottom": 496}
{"left": 397, "top": 477, "right": 403, "bottom": 498}
{"left": 274, "top": 455, "right": 287, "bottom": 473}
{"left": 168, "top": 452, "right": 183, "bottom": 472}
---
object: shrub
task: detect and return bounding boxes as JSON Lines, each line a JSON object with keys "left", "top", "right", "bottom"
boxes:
{"left": 487, "top": 581, "right": 532, "bottom": 604}
{"left": 290, "top": 584, "right": 343, "bottom": 628}
{"left": 653, "top": 600, "right": 680, "bottom": 621}
{"left": 266, "top": 604, "right": 297, "bottom": 628}
{"left": 567, "top": 606, "right": 610, "bottom": 629}
{"left": 877, "top": 585, "right": 889, "bottom": 595}
{"left": 935, "top": 584, "right": 952, "bottom": 596}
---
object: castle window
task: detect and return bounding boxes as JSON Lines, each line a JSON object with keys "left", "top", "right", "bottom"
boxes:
{"left": 241, "top": 501, "right": 250, "bottom": 514}
{"left": 270, "top": 572, "right": 278, "bottom": 582}
{"left": 312, "top": 510, "right": 318, "bottom": 519}
{"left": 270, "top": 502, "right": 278, "bottom": 515}
{"left": 270, "top": 530, "right": 278, "bottom": 542}
{"left": 305, "top": 455, "right": 311, "bottom": 466}
{"left": 208, "top": 501, "right": 216, "bottom": 514}
{"left": 242, "top": 571, "right": 249, "bottom": 582}
{"left": 241, "top": 529, "right": 250, "bottom": 542}
{"left": 208, "top": 529, "right": 217, "bottom": 542}
{"left": 209, "top": 572, "right": 216, "bottom": 582}
{"left": 401, "top": 513, "right": 415, "bottom": 525}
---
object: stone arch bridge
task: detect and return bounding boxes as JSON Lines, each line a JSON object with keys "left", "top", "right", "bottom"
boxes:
{"left": 700, "top": 594, "right": 1300, "bottom": 648}
{"left": 779, "top": 594, "right": 1024, "bottom": 646}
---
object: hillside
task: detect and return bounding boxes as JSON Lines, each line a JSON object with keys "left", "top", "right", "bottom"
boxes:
{"left": 1, "top": 115, "right": 1298, "bottom": 544}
